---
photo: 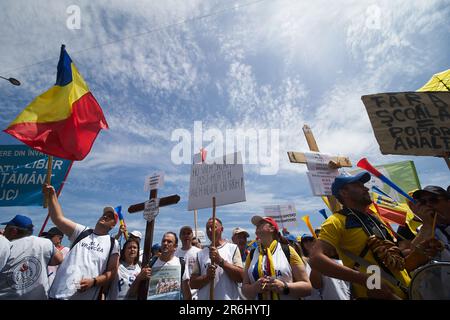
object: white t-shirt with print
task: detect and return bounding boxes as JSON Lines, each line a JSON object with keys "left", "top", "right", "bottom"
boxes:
{"left": 0, "top": 235, "right": 11, "bottom": 272}
{"left": 176, "top": 246, "right": 201, "bottom": 299}
{"left": 108, "top": 261, "right": 141, "bottom": 300}
{"left": 246, "top": 242, "right": 296, "bottom": 300}
{"left": 49, "top": 224, "right": 119, "bottom": 300}
{"left": 194, "top": 242, "right": 242, "bottom": 300}
{"left": 0, "top": 236, "right": 54, "bottom": 299}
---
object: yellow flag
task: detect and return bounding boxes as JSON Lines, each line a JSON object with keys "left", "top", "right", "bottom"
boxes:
{"left": 417, "top": 69, "right": 450, "bottom": 91}
{"left": 301, "top": 215, "right": 317, "bottom": 239}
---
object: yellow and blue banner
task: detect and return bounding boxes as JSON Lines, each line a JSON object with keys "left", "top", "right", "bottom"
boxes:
{"left": 0, "top": 145, "right": 72, "bottom": 206}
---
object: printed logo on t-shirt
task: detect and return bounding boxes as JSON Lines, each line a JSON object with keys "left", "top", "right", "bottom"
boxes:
{"left": 81, "top": 240, "right": 104, "bottom": 253}
{"left": 7, "top": 256, "right": 42, "bottom": 290}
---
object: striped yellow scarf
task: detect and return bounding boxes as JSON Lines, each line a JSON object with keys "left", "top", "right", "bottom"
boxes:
{"left": 257, "top": 240, "right": 279, "bottom": 300}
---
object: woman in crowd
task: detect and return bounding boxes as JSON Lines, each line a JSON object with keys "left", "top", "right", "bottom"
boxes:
{"left": 242, "top": 216, "right": 312, "bottom": 300}
{"left": 108, "top": 238, "right": 151, "bottom": 299}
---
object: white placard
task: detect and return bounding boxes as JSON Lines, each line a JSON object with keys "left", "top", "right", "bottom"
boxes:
{"left": 304, "top": 152, "right": 334, "bottom": 171}
{"left": 143, "top": 198, "right": 160, "bottom": 222}
{"left": 263, "top": 204, "right": 298, "bottom": 229}
{"left": 193, "top": 230, "right": 207, "bottom": 244}
{"left": 144, "top": 172, "right": 165, "bottom": 192}
{"left": 187, "top": 152, "right": 246, "bottom": 211}
{"left": 306, "top": 171, "right": 339, "bottom": 196}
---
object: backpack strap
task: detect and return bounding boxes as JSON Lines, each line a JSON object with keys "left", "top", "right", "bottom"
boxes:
{"left": 148, "top": 255, "right": 159, "bottom": 268}
{"left": 70, "top": 228, "right": 94, "bottom": 250}
{"left": 250, "top": 243, "right": 291, "bottom": 262}
{"left": 249, "top": 247, "right": 256, "bottom": 260}
{"left": 281, "top": 243, "right": 291, "bottom": 263}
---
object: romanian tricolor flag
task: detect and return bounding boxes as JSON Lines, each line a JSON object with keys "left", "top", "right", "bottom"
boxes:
{"left": 4, "top": 45, "right": 108, "bottom": 160}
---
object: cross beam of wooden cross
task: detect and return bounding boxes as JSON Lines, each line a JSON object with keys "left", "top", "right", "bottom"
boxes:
{"left": 287, "top": 124, "right": 351, "bottom": 212}
{"left": 128, "top": 190, "right": 180, "bottom": 300}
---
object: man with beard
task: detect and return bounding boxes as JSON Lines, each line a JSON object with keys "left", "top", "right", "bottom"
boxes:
{"left": 309, "top": 172, "right": 412, "bottom": 299}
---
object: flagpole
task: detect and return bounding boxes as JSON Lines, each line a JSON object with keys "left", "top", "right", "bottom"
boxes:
{"left": 194, "top": 209, "right": 198, "bottom": 241}
{"left": 43, "top": 155, "right": 53, "bottom": 208}
{"left": 210, "top": 196, "right": 216, "bottom": 301}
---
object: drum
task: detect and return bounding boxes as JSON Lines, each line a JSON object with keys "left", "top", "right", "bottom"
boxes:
{"left": 409, "top": 261, "right": 450, "bottom": 300}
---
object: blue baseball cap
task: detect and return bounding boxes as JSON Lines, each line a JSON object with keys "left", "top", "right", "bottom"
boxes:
{"left": 286, "top": 234, "right": 297, "bottom": 242}
{"left": 301, "top": 234, "right": 315, "bottom": 241}
{"left": 331, "top": 172, "right": 371, "bottom": 198}
{"left": 152, "top": 243, "right": 161, "bottom": 251}
{"left": 1, "top": 214, "right": 33, "bottom": 230}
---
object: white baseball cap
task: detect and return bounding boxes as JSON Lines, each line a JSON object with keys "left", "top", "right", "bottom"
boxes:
{"left": 130, "top": 230, "right": 143, "bottom": 239}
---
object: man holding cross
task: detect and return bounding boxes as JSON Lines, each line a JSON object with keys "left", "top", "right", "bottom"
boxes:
{"left": 190, "top": 217, "right": 244, "bottom": 300}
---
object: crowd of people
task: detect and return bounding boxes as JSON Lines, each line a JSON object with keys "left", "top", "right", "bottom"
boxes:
{"left": 0, "top": 174, "right": 449, "bottom": 300}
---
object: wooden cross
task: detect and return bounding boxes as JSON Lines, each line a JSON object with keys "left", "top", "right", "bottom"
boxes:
{"left": 287, "top": 124, "right": 352, "bottom": 212}
{"left": 128, "top": 188, "right": 180, "bottom": 300}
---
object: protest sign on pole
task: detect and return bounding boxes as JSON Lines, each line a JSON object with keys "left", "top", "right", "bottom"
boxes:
{"left": 304, "top": 152, "right": 339, "bottom": 196}
{"left": 263, "top": 204, "right": 298, "bottom": 229}
{"left": 188, "top": 152, "right": 246, "bottom": 211}
{"left": 144, "top": 172, "right": 165, "bottom": 192}
{"left": 361, "top": 92, "right": 450, "bottom": 157}
{"left": 0, "top": 145, "right": 72, "bottom": 206}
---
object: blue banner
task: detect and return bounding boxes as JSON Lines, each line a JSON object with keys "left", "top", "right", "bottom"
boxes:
{"left": 0, "top": 145, "right": 72, "bottom": 206}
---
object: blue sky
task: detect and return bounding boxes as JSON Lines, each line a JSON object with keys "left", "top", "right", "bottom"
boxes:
{"left": 1, "top": 0, "right": 449, "bottom": 247}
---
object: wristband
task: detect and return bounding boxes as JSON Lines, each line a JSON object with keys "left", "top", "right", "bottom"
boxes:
{"left": 92, "top": 277, "right": 97, "bottom": 287}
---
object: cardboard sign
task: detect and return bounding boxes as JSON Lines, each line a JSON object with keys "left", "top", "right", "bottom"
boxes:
{"left": 147, "top": 265, "right": 181, "bottom": 300}
{"left": 143, "top": 198, "right": 160, "bottom": 222}
{"left": 304, "top": 152, "right": 339, "bottom": 196}
{"left": 188, "top": 152, "right": 246, "bottom": 211}
{"left": 306, "top": 170, "right": 339, "bottom": 196}
{"left": 263, "top": 204, "right": 298, "bottom": 229}
{"left": 0, "top": 145, "right": 72, "bottom": 206}
{"left": 193, "top": 230, "right": 207, "bottom": 244}
{"left": 361, "top": 92, "right": 450, "bottom": 156}
{"left": 144, "top": 172, "right": 164, "bottom": 192}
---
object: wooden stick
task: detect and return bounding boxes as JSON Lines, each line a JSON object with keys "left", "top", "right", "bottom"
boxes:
{"left": 209, "top": 196, "right": 216, "bottom": 301}
{"left": 43, "top": 155, "right": 53, "bottom": 208}
{"left": 302, "top": 125, "right": 341, "bottom": 212}
{"left": 431, "top": 211, "right": 438, "bottom": 239}
{"left": 194, "top": 209, "right": 198, "bottom": 241}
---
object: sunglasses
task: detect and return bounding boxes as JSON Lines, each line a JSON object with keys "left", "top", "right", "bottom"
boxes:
{"left": 419, "top": 197, "right": 444, "bottom": 206}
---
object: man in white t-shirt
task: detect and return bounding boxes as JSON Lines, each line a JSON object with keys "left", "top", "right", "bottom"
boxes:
{"left": 190, "top": 217, "right": 243, "bottom": 300}
{"left": 175, "top": 226, "right": 201, "bottom": 300}
{"left": 0, "top": 215, "right": 63, "bottom": 299}
{"left": 145, "top": 232, "right": 183, "bottom": 300}
{"left": 43, "top": 184, "right": 120, "bottom": 300}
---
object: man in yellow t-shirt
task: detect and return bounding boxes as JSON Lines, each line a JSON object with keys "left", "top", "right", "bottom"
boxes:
{"left": 309, "top": 172, "right": 411, "bottom": 299}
